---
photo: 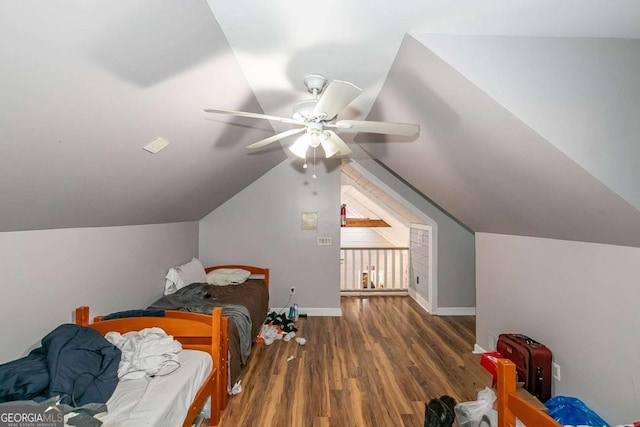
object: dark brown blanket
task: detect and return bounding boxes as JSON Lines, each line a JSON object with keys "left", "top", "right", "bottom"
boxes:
{"left": 204, "top": 279, "right": 269, "bottom": 387}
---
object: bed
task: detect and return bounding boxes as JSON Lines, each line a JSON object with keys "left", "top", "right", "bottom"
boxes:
{"left": 497, "top": 359, "right": 560, "bottom": 427}
{"left": 149, "top": 264, "right": 270, "bottom": 408}
{"left": 75, "top": 306, "right": 224, "bottom": 426}
{"left": 202, "top": 265, "right": 269, "bottom": 397}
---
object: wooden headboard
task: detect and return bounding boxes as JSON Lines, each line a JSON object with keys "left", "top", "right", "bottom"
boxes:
{"left": 204, "top": 264, "right": 269, "bottom": 289}
{"left": 497, "top": 359, "right": 560, "bottom": 427}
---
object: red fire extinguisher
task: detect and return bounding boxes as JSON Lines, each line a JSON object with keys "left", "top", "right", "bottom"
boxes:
{"left": 340, "top": 204, "right": 347, "bottom": 227}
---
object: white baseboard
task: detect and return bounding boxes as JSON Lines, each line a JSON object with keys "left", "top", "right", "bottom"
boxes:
{"left": 436, "top": 307, "right": 476, "bottom": 316}
{"left": 408, "top": 289, "right": 475, "bottom": 316}
{"left": 408, "top": 289, "right": 433, "bottom": 314}
{"left": 270, "top": 307, "right": 342, "bottom": 317}
{"left": 473, "top": 343, "right": 487, "bottom": 354}
{"left": 409, "top": 288, "right": 435, "bottom": 314}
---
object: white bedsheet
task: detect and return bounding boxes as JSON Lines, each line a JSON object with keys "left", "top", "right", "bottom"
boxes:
{"left": 65, "top": 349, "right": 212, "bottom": 426}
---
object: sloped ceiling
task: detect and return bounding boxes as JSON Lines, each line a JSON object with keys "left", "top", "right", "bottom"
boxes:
{"left": 2, "top": 0, "right": 640, "bottom": 249}
{"left": 0, "top": 1, "right": 285, "bottom": 232}
{"left": 359, "top": 34, "right": 640, "bottom": 247}
{"left": 341, "top": 184, "right": 408, "bottom": 247}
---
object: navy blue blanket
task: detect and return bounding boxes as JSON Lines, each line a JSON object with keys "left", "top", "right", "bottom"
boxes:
{"left": 0, "top": 324, "right": 121, "bottom": 406}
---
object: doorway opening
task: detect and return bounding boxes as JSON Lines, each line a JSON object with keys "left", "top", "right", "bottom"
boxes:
{"left": 340, "top": 162, "right": 435, "bottom": 311}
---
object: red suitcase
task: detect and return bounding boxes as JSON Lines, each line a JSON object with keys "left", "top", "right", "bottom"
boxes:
{"left": 496, "top": 333, "right": 552, "bottom": 402}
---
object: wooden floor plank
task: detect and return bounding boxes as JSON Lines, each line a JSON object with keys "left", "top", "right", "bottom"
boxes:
{"left": 219, "top": 296, "right": 475, "bottom": 426}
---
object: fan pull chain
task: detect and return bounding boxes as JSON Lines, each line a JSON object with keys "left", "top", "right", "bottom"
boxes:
{"left": 312, "top": 147, "right": 317, "bottom": 179}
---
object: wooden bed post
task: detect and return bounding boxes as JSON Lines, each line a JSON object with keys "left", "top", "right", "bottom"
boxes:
{"left": 75, "top": 306, "right": 89, "bottom": 326}
{"left": 497, "top": 359, "right": 517, "bottom": 427}
{"left": 220, "top": 316, "right": 229, "bottom": 411}
{"left": 209, "top": 307, "right": 222, "bottom": 426}
{"left": 497, "top": 359, "right": 561, "bottom": 427}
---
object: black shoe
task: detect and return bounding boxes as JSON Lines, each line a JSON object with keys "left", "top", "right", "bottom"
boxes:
{"left": 424, "top": 396, "right": 456, "bottom": 427}
{"left": 438, "top": 395, "right": 456, "bottom": 427}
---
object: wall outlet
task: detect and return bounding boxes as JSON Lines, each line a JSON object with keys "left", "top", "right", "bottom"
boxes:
{"left": 317, "top": 237, "right": 332, "bottom": 245}
{"left": 552, "top": 362, "right": 561, "bottom": 381}
{"left": 290, "top": 287, "right": 295, "bottom": 294}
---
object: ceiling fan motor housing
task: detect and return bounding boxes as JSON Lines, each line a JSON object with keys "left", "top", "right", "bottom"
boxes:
{"left": 303, "top": 74, "right": 327, "bottom": 94}
{"left": 292, "top": 99, "right": 319, "bottom": 121}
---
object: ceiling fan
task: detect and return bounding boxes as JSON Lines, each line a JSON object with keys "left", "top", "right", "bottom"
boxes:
{"left": 204, "top": 74, "right": 419, "bottom": 159}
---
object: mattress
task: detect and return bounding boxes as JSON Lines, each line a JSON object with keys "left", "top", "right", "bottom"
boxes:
{"left": 65, "top": 349, "right": 212, "bottom": 426}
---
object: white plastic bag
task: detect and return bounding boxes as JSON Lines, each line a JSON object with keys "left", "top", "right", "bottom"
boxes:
{"left": 454, "top": 387, "right": 496, "bottom": 427}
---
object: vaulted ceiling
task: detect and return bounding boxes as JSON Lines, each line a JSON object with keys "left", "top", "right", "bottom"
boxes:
{"left": 2, "top": 1, "right": 640, "bottom": 247}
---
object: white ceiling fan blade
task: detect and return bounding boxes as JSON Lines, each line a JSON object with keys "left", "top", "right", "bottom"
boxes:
{"left": 312, "top": 80, "right": 362, "bottom": 120}
{"left": 335, "top": 120, "right": 419, "bottom": 137}
{"left": 204, "top": 108, "right": 305, "bottom": 126}
{"left": 325, "top": 131, "right": 352, "bottom": 156}
{"left": 246, "top": 127, "right": 305, "bottom": 149}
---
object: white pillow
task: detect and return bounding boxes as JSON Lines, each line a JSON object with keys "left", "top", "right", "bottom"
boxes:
{"left": 206, "top": 268, "right": 251, "bottom": 286}
{"left": 164, "top": 258, "right": 207, "bottom": 295}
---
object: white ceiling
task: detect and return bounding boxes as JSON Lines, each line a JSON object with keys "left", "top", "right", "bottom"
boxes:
{"left": 2, "top": 1, "right": 640, "bottom": 248}
{"left": 209, "top": 0, "right": 640, "bottom": 126}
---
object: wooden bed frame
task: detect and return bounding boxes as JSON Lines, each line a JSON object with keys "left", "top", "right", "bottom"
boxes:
{"left": 75, "top": 306, "right": 225, "bottom": 427}
{"left": 497, "top": 359, "right": 560, "bottom": 427}
{"left": 74, "top": 265, "right": 269, "bottom": 425}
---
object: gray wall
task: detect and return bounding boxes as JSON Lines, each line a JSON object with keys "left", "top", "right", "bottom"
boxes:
{"left": 0, "top": 222, "right": 198, "bottom": 363}
{"left": 199, "top": 160, "right": 342, "bottom": 315}
{"left": 476, "top": 232, "right": 640, "bottom": 425}
{"left": 356, "top": 159, "right": 475, "bottom": 310}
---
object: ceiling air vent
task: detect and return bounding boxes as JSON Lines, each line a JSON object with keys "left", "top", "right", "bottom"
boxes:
{"left": 143, "top": 137, "right": 170, "bottom": 154}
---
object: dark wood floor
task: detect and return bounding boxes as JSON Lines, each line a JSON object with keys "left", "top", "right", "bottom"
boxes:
{"left": 219, "top": 296, "right": 475, "bottom": 427}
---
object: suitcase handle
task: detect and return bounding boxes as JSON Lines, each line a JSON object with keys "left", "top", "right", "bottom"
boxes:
{"left": 534, "top": 366, "right": 544, "bottom": 399}
{"left": 513, "top": 334, "right": 542, "bottom": 347}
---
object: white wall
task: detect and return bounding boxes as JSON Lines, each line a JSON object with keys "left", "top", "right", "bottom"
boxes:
{"left": 340, "top": 227, "right": 397, "bottom": 248}
{"left": 0, "top": 221, "right": 199, "bottom": 363}
{"left": 199, "top": 160, "right": 342, "bottom": 315}
{"left": 476, "top": 233, "right": 640, "bottom": 425}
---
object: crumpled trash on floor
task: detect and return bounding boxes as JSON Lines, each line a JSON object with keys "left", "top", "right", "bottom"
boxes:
{"left": 256, "top": 311, "right": 302, "bottom": 345}
{"left": 230, "top": 380, "right": 242, "bottom": 395}
{"left": 257, "top": 324, "right": 284, "bottom": 345}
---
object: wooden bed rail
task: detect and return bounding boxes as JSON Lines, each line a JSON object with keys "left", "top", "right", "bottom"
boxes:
{"left": 497, "top": 359, "right": 560, "bottom": 427}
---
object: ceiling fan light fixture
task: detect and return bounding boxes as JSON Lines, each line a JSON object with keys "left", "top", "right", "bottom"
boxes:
{"left": 289, "top": 134, "right": 310, "bottom": 159}
{"left": 319, "top": 133, "right": 339, "bottom": 158}
{"left": 308, "top": 131, "right": 322, "bottom": 148}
